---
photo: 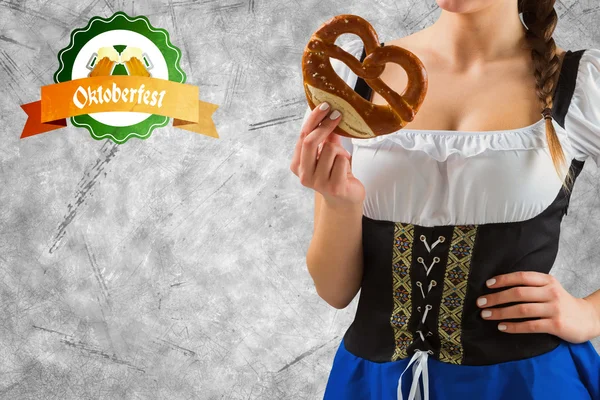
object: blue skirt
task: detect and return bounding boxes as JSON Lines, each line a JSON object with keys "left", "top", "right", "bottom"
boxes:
{"left": 324, "top": 337, "right": 600, "bottom": 400}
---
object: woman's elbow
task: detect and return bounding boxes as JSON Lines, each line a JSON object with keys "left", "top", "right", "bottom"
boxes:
{"left": 315, "top": 285, "right": 356, "bottom": 310}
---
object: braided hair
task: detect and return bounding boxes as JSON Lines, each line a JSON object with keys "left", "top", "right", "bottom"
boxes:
{"left": 518, "top": 0, "right": 574, "bottom": 192}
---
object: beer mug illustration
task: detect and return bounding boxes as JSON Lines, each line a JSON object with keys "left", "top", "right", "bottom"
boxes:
{"left": 121, "top": 46, "right": 152, "bottom": 77}
{"left": 86, "top": 45, "right": 153, "bottom": 77}
{"left": 87, "top": 47, "right": 118, "bottom": 76}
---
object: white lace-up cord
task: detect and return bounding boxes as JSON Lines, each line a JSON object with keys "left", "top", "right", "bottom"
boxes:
{"left": 417, "top": 281, "right": 438, "bottom": 299}
{"left": 420, "top": 304, "right": 432, "bottom": 324}
{"left": 428, "top": 280, "right": 437, "bottom": 293}
{"left": 396, "top": 234, "right": 445, "bottom": 400}
{"left": 416, "top": 282, "right": 425, "bottom": 298}
{"left": 417, "top": 257, "right": 440, "bottom": 277}
{"left": 419, "top": 234, "right": 445, "bottom": 253}
{"left": 397, "top": 350, "right": 431, "bottom": 400}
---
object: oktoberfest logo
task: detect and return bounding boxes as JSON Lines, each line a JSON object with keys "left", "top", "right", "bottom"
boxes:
{"left": 21, "top": 11, "right": 219, "bottom": 143}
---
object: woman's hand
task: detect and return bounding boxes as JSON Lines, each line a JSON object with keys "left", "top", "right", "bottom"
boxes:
{"left": 289, "top": 102, "right": 365, "bottom": 208}
{"left": 476, "top": 271, "right": 600, "bottom": 343}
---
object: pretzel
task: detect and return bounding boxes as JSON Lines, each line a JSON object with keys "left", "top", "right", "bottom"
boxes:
{"left": 302, "top": 14, "right": 428, "bottom": 139}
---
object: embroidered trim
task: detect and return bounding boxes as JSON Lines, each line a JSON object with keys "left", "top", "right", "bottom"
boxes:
{"left": 390, "top": 222, "right": 415, "bottom": 361}
{"left": 438, "top": 225, "right": 478, "bottom": 364}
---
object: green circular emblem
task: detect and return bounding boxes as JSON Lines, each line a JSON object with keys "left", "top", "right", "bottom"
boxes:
{"left": 54, "top": 11, "right": 186, "bottom": 143}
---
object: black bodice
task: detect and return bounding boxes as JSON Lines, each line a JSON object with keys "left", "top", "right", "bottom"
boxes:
{"left": 342, "top": 46, "right": 587, "bottom": 366}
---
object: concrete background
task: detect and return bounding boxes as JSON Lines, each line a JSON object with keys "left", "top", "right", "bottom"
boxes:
{"left": 0, "top": 0, "right": 599, "bottom": 399}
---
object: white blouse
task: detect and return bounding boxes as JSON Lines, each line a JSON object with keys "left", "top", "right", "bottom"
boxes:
{"left": 301, "top": 38, "right": 600, "bottom": 227}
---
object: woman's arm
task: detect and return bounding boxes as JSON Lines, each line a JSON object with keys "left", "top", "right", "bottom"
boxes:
{"left": 584, "top": 289, "right": 600, "bottom": 337}
{"left": 307, "top": 193, "right": 363, "bottom": 309}
{"left": 290, "top": 103, "right": 366, "bottom": 310}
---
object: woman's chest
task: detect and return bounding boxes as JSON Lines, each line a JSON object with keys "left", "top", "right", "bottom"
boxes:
{"left": 369, "top": 47, "right": 544, "bottom": 132}
{"left": 350, "top": 129, "right": 579, "bottom": 226}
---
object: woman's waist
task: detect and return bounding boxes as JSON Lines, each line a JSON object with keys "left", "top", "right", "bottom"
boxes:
{"left": 354, "top": 208, "right": 565, "bottom": 366}
{"left": 342, "top": 309, "right": 562, "bottom": 365}
{"left": 347, "top": 258, "right": 563, "bottom": 366}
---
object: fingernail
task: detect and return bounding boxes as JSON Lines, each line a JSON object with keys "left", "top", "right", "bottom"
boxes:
{"left": 481, "top": 310, "right": 492, "bottom": 318}
{"left": 486, "top": 278, "right": 496, "bottom": 287}
{"left": 498, "top": 324, "right": 507, "bottom": 331}
{"left": 329, "top": 110, "right": 341, "bottom": 120}
{"left": 319, "top": 102, "right": 330, "bottom": 111}
{"left": 477, "top": 297, "right": 487, "bottom": 306}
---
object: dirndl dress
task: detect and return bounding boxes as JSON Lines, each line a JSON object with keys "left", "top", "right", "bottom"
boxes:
{"left": 305, "top": 38, "right": 600, "bottom": 400}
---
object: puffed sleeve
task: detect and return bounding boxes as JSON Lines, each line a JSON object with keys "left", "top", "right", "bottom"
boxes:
{"left": 564, "top": 48, "right": 600, "bottom": 168}
{"left": 299, "top": 38, "right": 365, "bottom": 156}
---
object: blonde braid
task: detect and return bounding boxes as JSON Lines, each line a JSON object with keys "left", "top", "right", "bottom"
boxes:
{"left": 519, "top": 0, "right": 574, "bottom": 192}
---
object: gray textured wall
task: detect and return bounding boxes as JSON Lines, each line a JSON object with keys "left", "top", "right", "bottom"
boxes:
{"left": 1, "top": 0, "right": 599, "bottom": 399}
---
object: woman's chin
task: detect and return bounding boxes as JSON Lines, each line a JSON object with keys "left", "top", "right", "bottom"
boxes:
{"left": 436, "top": 0, "right": 494, "bottom": 14}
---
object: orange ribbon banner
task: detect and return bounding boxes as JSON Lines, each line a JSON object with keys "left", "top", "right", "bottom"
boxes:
{"left": 21, "top": 75, "right": 219, "bottom": 139}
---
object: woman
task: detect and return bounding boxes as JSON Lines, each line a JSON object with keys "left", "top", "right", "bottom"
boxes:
{"left": 290, "top": 0, "right": 600, "bottom": 399}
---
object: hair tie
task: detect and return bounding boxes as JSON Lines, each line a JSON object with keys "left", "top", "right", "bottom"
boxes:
{"left": 541, "top": 108, "right": 553, "bottom": 120}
